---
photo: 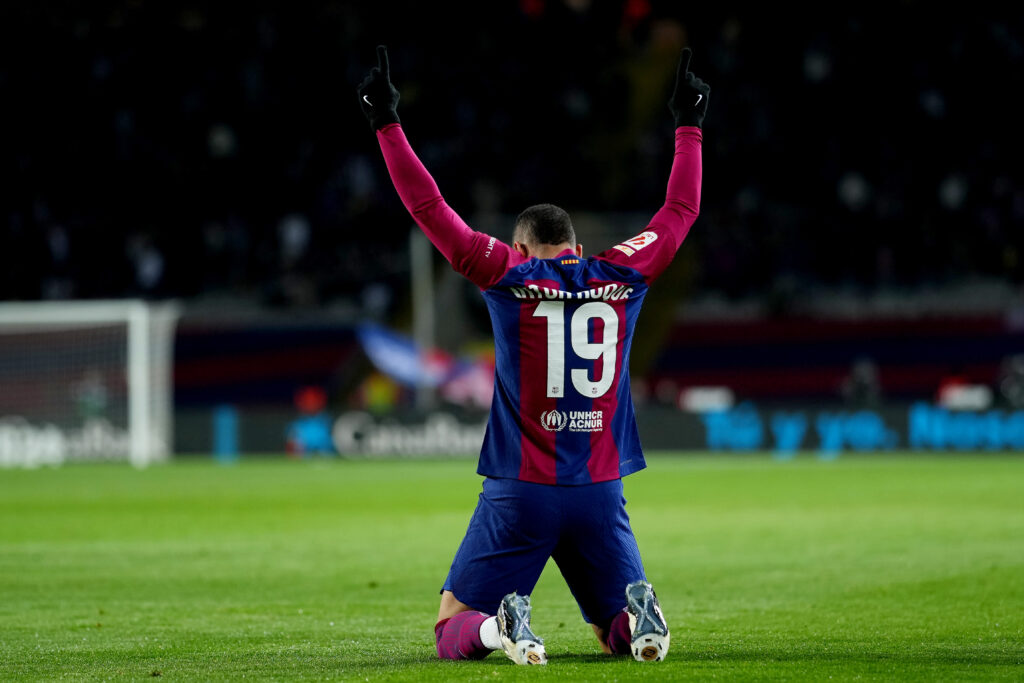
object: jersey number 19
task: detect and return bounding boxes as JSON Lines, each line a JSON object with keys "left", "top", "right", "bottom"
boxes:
{"left": 533, "top": 301, "right": 618, "bottom": 399}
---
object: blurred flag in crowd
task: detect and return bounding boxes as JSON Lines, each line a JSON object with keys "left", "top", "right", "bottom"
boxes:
{"left": 356, "top": 323, "right": 493, "bottom": 408}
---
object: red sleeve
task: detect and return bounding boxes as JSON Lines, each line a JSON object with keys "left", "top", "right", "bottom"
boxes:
{"left": 376, "top": 123, "right": 525, "bottom": 289}
{"left": 594, "top": 126, "right": 702, "bottom": 284}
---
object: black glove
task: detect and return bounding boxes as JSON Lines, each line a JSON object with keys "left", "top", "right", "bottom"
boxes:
{"left": 668, "top": 47, "right": 710, "bottom": 129}
{"left": 357, "top": 45, "right": 401, "bottom": 130}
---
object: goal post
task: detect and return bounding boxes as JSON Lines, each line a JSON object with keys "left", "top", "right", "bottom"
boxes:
{"left": 0, "top": 299, "right": 181, "bottom": 468}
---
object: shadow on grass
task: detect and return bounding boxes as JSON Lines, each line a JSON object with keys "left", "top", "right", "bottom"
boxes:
{"left": 336, "top": 650, "right": 620, "bottom": 671}
{"left": 339, "top": 646, "right": 1024, "bottom": 673}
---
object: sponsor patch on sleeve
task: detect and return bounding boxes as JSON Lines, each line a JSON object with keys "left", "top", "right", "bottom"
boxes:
{"left": 612, "top": 230, "right": 658, "bottom": 256}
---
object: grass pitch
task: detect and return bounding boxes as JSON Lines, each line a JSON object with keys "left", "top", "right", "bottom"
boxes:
{"left": 1, "top": 453, "right": 1022, "bottom": 681}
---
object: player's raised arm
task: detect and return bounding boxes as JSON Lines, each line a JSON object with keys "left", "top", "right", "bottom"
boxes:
{"left": 357, "top": 45, "right": 522, "bottom": 290}
{"left": 596, "top": 47, "right": 710, "bottom": 284}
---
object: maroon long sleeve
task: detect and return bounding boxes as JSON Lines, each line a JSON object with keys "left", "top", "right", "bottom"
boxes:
{"left": 595, "top": 126, "right": 702, "bottom": 283}
{"left": 376, "top": 123, "right": 524, "bottom": 289}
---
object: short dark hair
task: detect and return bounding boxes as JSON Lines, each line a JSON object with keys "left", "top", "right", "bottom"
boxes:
{"left": 513, "top": 203, "right": 576, "bottom": 248}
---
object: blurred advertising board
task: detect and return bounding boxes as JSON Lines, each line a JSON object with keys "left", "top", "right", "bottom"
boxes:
{"left": 176, "top": 402, "right": 1024, "bottom": 458}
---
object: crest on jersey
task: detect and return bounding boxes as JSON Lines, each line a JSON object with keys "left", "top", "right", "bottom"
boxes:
{"left": 540, "top": 410, "right": 568, "bottom": 432}
{"left": 612, "top": 230, "right": 658, "bottom": 257}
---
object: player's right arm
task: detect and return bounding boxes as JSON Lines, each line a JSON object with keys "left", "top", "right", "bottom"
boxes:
{"left": 357, "top": 46, "right": 523, "bottom": 290}
{"left": 596, "top": 48, "right": 711, "bottom": 284}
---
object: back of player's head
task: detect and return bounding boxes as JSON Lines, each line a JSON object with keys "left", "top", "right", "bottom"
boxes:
{"left": 513, "top": 203, "right": 576, "bottom": 248}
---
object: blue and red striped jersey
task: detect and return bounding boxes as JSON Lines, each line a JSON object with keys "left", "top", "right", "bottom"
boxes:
{"left": 376, "top": 124, "right": 702, "bottom": 485}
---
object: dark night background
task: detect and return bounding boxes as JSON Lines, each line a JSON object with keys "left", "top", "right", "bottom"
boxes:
{"left": 3, "top": 2, "right": 1022, "bottom": 314}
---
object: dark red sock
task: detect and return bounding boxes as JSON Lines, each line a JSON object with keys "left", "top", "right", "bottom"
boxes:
{"left": 605, "top": 610, "right": 632, "bottom": 655}
{"left": 435, "top": 611, "right": 492, "bottom": 660}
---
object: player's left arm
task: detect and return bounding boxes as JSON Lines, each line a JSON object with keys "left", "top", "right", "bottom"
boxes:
{"left": 357, "top": 46, "right": 523, "bottom": 289}
{"left": 596, "top": 48, "right": 710, "bottom": 284}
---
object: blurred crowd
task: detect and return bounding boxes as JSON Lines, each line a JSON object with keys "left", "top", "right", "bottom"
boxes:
{"left": 2, "top": 2, "right": 1022, "bottom": 313}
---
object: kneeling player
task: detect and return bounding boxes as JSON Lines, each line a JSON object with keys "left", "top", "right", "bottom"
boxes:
{"left": 357, "top": 43, "right": 709, "bottom": 663}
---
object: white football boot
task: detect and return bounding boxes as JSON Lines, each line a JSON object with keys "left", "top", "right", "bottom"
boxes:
{"left": 496, "top": 592, "right": 547, "bottom": 665}
{"left": 625, "top": 580, "right": 670, "bottom": 662}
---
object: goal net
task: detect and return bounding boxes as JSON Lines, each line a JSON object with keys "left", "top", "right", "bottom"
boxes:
{"left": 0, "top": 300, "right": 180, "bottom": 468}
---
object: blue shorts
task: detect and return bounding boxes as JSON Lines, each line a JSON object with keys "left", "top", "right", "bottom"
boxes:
{"left": 442, "top": 477, "right": 646, "bottom": 627}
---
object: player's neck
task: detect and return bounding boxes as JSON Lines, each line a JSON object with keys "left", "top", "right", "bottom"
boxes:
{"left": 531, "top": 244, "right": 578, "bottom": 259}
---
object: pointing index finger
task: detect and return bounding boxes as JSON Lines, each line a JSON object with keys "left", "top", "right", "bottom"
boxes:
{"left": 377, "top": 45, "right": 390, "bottom": 79}
{"left": 678, "top": 47, "right": 692, "bottom": 76}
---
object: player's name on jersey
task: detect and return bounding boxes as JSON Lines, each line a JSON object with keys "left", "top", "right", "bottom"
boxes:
{"left": 508, "top": 283, "right": 634, "bottom": 301}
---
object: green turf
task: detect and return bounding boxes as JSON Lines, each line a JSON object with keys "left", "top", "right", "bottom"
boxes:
{"left": 1, "top": 453, "right": 1022, "bottom": 681}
